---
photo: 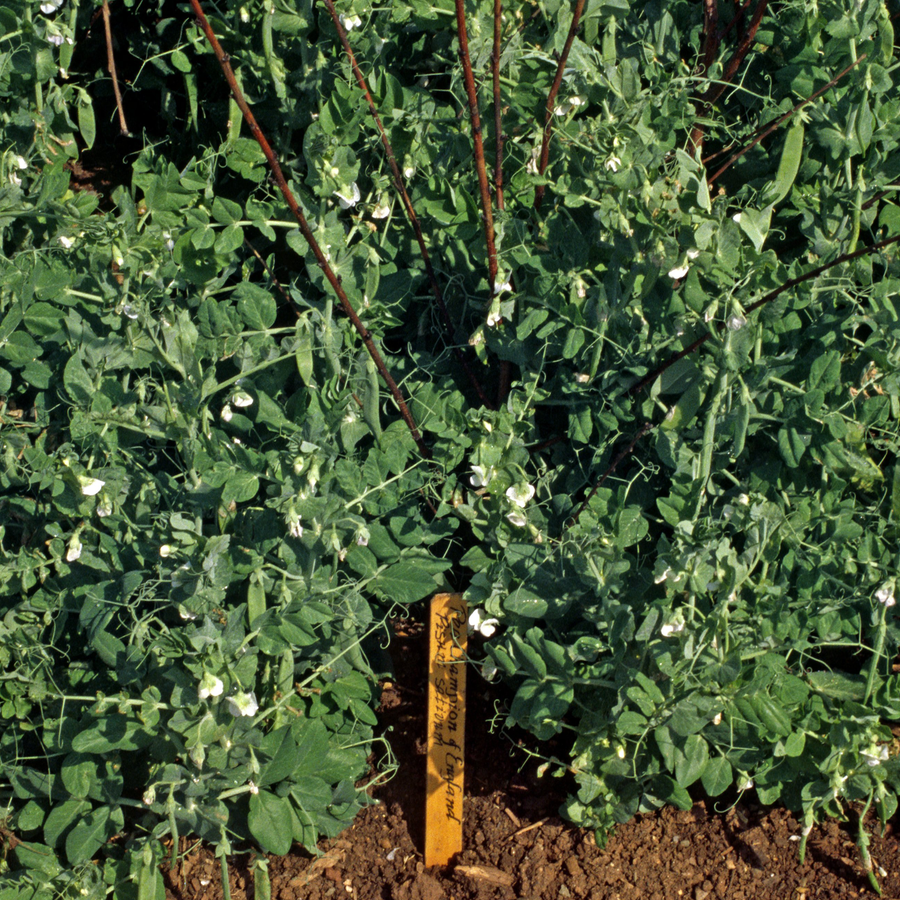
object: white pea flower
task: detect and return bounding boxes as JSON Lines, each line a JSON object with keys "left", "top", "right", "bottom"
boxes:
{"left": 240, "top": 6, "right": 250, "bottom": 22}
{"left": 727, "top": 314, "right": 746, "bottom": 331}
{"left": 712, "top": 712, "right": 722, "bottom": 726}
{"left": 178, "top": 604, "right": 197, "bottom": 620}
{"left": 481, "top": 660, "right": 499, "bottom": 682}
{"left": 738, "top": 493, "right": 750, "bottom": 505}
{"left": 356, "top": 528, "right": 369, "bottom": 547}
{"left": 876, "top": 584, "right": 896, "bottom": 607}
{"left": 227, "top": 691, "right": 259, "bottom": 717}
{"left": 334, "top": 182, "right": 361, "bottom": 209}
{"left": 159, "top": 544, "right": 173, "bottom": 558}
{"left": 553, "top": 95, "right": 585, "bottom": 116}
{"left": 616, "top": 745, "right": 626, "bottom": 759}
{"left": 506, "top": 509, "right": 527, "bottom": 527}
{"left": 198, "top": 672, "right": 225, "bottom": 700}
{"left": 371, "top": 200, "right": 390, "bottom": 219}
{"left": 654, "top": 567, "right": 671, "bottom": 584}
{"left": 47, "top": 30, "right": 66, "bottom": 46}
{"left": 163, "top": 232, "right": 174, "bottom": 251}
{"left": 79, "top": 477, "right": 105, "bottom": 496}
{"left": 737, "top": 775, "right": 754, "bottom": 791}
{"left": 862, "top": 743, "right": 889, "bottom": 766}
{"left": 492, "top": 275, "right": 512, "bottom": 296}
{"left": 660, "top": 614, "right": 685, "bottom": 637}
{"left": 41, "top": 0, "right": 64, "bottom": 11}
{"left": 9, "top": 172, "right": 21, "bottom": 187}
{"left": 687, "top": 248, "right": 700, "bottom": 260}
{"left": 526, "top": 147, "right": 540, "bottom": 176}
{"left": 287, "top": 511, "right": 303, "bottom": 538}
{"left": 732, "top": 213, "right": 742, "bottom": 224}
{"left": 59, "top": 235, "right": 75, "bottom": 249}
{"left": 248, "top": 781, "right": 259, "bottom": 795}
{"left": 143, "top": 786, "right": 156, "bottom": 806}
{"left": 221, "top": 404, "right": 233, "bottom": 422}
{"left": 403, "top": 164, "right": 415, "bottom": 179}
{"left": 506, "top": 483, "right": 535, "bottom": 508}
{"left": 232, "top": 391, "right": 253, "bottom": 408}
{"left": 575, "top": 373, "right": 590, "bottom": 384}
{"left": 470, "top": 464, "right": 496, "bottom": 488}
{"left": 486, "top": 307, "right": 502, "bottom": 328}
{"left": 14, "top": 156, "right": 27, "bottom": 170}
{"left": 468, "top": 608, "right": 500, "bottom": 638}
{"left": 66, "top": 537, "right": 82, "bottom": 562}
{"left": 605, "top": 156, "right": 621, "bottom": 172}
{"left": 668, "top": 264, "right": 689, "bottom": 280}
{"left": 340, "top": 13, "right": 362, "bottom": 30}
{"left": 96, "top": 497, "right": 113, "bottom": 517}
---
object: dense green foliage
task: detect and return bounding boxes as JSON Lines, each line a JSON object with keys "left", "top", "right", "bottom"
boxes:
{"left": 2, "top": 0, "right": 900, "bottom": 895}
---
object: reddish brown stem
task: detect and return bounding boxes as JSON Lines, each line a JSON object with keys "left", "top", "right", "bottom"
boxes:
{"left": 455, "top": 0, "right": 499, "bottom": 298}
{"left": 492, "top": 0, "right": 506, "bottom": 212}
{"left": 569, "top": 422, "right": 654, "bottom": 526}
{"left": 101, "top": 0, "right": 129, "bottom": 136}
{"left": 689, "top": 0, "right": 720, "bottom": 152}
{"left": 707, "top": 54, "right": 865, "bottom": 187}
{"left": 188, "top": 0, "right": 430, "bottom": 458}
{"left": 700, "top": 0, "right": 768, "bottom": 112}
{"left": 628, "top": 232, "right": 900, "bottom": 397}
{"left": 533, "top": 0, "right": 586, "bottom": 212}
{"left": 322, "top": 0, "right": 494, "bottom": 410}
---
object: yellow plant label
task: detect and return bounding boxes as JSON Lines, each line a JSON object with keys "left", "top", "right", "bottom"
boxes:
{"left": 425, "top": 592, "right": 467, "bottom": 867}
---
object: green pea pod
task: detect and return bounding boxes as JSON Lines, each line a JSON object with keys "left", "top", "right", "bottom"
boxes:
{"left": 733, "top": 379, "right": 751, "bottom": 458}
{"left": 764, "top": 121, "right": 804, "bottom": 207}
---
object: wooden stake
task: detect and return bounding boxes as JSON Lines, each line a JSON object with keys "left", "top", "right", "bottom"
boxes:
{"left": 425, "top": 593, "right": 467, "bottom": 867}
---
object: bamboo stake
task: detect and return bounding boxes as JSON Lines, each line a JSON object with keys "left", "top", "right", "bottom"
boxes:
{"left": 425, "top": 593, "right": 467, "bottom": 868}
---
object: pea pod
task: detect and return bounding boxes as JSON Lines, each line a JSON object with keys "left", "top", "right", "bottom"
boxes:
{"left": 764, "top": 121, "right": 804, "bottom": 207}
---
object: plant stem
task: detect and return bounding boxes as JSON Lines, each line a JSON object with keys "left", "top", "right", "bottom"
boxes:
{"left": 628, "top": 232, "right": 900, "bottom": 397}
{"left": 708, "top": 54, "right": 865, "bottom": 186}
{"left": 454, "top": 0, "right": 499, "bottom": 298}
{"left": 187, "top": 0, "right": 430, "bottom": 458}
{"left": 533, "top": 0, "right": 586, "bottom": 211}
{"left": 101, "top": 0, "right": 130, "bottom": 136}
{"left": 322, "top": 0, "right": 493, "bottom": 410}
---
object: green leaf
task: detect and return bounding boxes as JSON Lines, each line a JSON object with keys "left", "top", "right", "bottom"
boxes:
{"left": 674, "top": 734, "right": 708, "bottom": 787}
{"left": 248, "top": 790, "right": 294, "bottom": 855}
{"left": 235, "top": 283, "right": 277, "bottom": 330}
{"left": 373, "top": 562, "right": 435, "bottom": 603}
{"left": 700, "top": 757, "right": 732, "bottom": 796}
{"left": 65, "top": 805, "right": 122, "bottom": 865}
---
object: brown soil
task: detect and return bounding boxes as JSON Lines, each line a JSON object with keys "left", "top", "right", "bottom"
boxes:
{"left": 163, "top": 619, "right": 900, "bottom": 900}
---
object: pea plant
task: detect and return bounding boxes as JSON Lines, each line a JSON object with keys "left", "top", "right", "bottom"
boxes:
{"left": 2, "top": 0, "right": 900, "bottom": 895}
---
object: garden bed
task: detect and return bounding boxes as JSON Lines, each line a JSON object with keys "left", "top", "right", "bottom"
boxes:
{"left": 159, "top": 619, "right": 900, "bottom": 900}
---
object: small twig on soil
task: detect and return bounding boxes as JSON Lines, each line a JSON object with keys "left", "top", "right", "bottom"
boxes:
{"left": 533, "top": 0, "right": 586, "bottom": 212}
{"left": 188, "top": 0, "right": 430, "bottom": 459}
{"left": 507, "top": 819, "right": 547, "bottom": 840}
{"left": 503, "top": 807, "right": 522, "bottom": 829}
{"left": 707, "top": 54, "right": 865, "bottom": 187}
{"left": 322, "top": 0, "right": 494, "bottom": 410}
{"left": 101, "top": 0, "right": 130, "bottom": 136}
{"left": 455, "top": 0, "right": 499, "bottom": 299}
